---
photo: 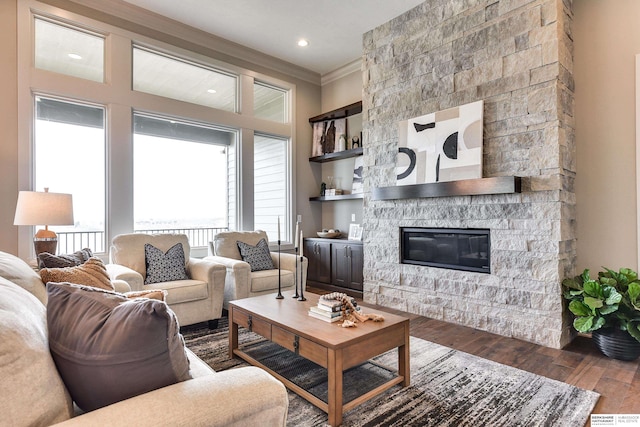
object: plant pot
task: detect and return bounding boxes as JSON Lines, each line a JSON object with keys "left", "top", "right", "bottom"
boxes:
{"left": 592, "top": 328, "right": 640, "bottom": 361}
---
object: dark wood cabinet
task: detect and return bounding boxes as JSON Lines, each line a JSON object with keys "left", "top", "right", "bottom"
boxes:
{"left": 304, "top": 240, "right": 331, "bottom": 285}
{"left": 331, "top": 242, "right": 364, "bottom": 291}
{"left": 304, "top": 238, "right": 363, "bottom": 298}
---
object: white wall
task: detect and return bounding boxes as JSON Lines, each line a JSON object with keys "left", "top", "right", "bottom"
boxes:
{"left": 574, "top": 0, "right": 640, "bottom": 272}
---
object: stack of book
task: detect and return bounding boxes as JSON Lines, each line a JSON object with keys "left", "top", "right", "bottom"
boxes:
{"left": 308, "top": 296, "right": 359, "bottom": 322}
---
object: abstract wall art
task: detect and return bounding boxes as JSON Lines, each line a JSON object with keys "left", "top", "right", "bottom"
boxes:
{"left": 397, "top": 100, "right": 483, "bottom": 185}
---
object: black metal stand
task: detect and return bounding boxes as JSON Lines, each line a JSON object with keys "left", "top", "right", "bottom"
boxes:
{"left": 276, "top": 239, "right": 284, "bottom": 299}
{"left": 297, "top": 254, "right": 306, "bottom": 301}
{"left": 292, "top": 246, "right": 300, "bottom": 298}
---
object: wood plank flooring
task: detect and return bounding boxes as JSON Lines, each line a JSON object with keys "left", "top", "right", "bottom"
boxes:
{"left": 306, "top": 287, "right": 640, "bottom": 426}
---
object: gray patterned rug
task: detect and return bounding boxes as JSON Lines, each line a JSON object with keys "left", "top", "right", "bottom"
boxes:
{"left": 182, "top": 318, "right": 599, "bottom": 427}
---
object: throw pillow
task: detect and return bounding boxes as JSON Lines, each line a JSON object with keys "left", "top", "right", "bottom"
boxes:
{"left": 0, "top": 277, "right": 73, "bottom": 425}
{"left": 46, "top": 282, "right": 192, "bottom": 412}
{"left": 40, "top": 257, "right": 114, "bottom": 291}
{"left": 236, "top": 238, "right": 275, "bottom": 272}
{"left": 37, "top": 248, "right": 93, "bottom": 269}
{"left": 144, "top": 243, "right": 189, "bottom": 285}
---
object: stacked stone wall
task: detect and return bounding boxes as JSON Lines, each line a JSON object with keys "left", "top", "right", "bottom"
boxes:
{"left": 362, "top": 0, "right": 574, "bottom": 348}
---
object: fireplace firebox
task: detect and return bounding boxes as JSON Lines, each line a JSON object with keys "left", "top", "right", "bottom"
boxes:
{"left": 400, "top": 228, "right": 490, "bottom": 273}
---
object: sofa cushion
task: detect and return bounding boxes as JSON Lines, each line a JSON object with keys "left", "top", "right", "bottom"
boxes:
{"left": 250, "top": 268, "right": 295, "bottom": 293}
{"left": 0, "top": 250, "right": 47, "bottom": 304}
{"left": 213, "top": 230, "right": 269, "bottom": 260}
{"left": 144, "top": 243, "right": 189, "bottom": 284}
{"left": 37, "top": 248, "right": 93, "bottom": 269}
{"left": 47, "top": 282, "right": 192, "bottom": 412}
{"left": 40, "top": 257, "right": 115, "bottom": 291}
{"left": 237, "top": 238, "right": 275, "bottom": 272}
{"left": 0, "top": 277, "right": 73, "bottom": 425}
{"left": 110, "top": 233, "right": 190, "bottom": 278}
{"left": 143, "top": 279, "right": 208, "bottom": 305}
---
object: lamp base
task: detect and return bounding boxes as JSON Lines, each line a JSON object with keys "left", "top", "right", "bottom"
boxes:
{"left": 34, "top": 229, "right": 58, "bottom": 256}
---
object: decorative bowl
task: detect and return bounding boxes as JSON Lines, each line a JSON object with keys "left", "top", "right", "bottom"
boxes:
{"left": 316, "top": 231, "right": 341, "bottom": 238}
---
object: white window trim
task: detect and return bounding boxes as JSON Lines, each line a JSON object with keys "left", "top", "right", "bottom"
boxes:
{"left": 17, "top": 0, "right": 297, "bottom": 259}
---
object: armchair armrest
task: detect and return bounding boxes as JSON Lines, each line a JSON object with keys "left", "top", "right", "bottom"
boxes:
{"left": 187, "top": 258, "right": 226, "bottom": 313}
{"left": 52, "top": 367, "right": 288, "bottom": 427}
{"left": 271, "top": 253, "right": 307, "bottom": 290}
{"left": 204, "top": 255, "right": 251, "bottom": 301}
{"left": 105, "top": 264, "right": 144, "bottom": 292}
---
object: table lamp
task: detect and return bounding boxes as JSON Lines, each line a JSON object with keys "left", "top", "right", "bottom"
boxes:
{"left": 14, "top": 188, "right": 74, "bottom": 256}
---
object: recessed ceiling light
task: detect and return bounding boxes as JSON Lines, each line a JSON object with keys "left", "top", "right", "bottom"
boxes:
{"left": 67, "top": 53, "right": 82, "bottom": 60}
{"left": 207, "top": 89, "right": 217, "bottom": 94}
{"left": 297, "top": 39, "right": 309, "bottom": 47}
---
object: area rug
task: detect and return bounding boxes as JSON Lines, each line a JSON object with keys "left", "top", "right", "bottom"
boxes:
{"left": 182, "top": 318, "right": 599, "bottom": 427}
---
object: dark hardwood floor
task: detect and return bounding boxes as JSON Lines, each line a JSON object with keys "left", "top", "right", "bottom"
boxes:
{"left": 306, "top": 287, "right": 640, "bottom": 426}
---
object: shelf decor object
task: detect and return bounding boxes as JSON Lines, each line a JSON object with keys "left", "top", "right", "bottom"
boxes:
{"left": 292, "top": 221, "right": 300, "bottom": 299}
{"left": 13, "top": 188, "right": 74, "bottom": 256}
{"left": 298, "top": 230, "right": 306, "bottom": 302}
{"left": 276, "top": 216, "right": 283, "bottom": 299}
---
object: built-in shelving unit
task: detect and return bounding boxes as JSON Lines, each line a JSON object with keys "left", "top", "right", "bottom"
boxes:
{"left": 372, "top": 176, "right": 522, "bottom": 200}
{"left": 309, "top": 193, "right": 364, "bottom": 202}
{"left": 308, "top": 101, "right": 362, "bottom": 123}
{"left": 309, "top": 147, "right": 363, "bottom": 163}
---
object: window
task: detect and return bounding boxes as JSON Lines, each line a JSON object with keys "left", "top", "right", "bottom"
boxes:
{"left": 20, "top": 7, "right": 296, "bottom": 258}
{"left": 34, "top": 17, "right": 104, "bottom": 82}
{"left": 34, "top": 96, "right": 106, "bottom": 252}
{"left": 133, "top": 46, "right": 237, "bottom": 112}
{"left": 254, "top": 81, "right": 287, "bottom": 122}
{"left": 133, "top": 114, "right": 235, "bottom": 246}
{"left": 254, "top": 134, "right": 289, "bottom": 242}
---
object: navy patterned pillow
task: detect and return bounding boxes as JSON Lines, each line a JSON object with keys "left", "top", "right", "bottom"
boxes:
{"left": 236, "top": 238, "right": 275, "bottom": 272}
{"left": 144, "top": 243, "right": 189, "bottom": 285}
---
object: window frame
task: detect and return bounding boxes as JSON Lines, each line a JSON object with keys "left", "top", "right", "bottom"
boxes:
{"left": 17, "top": 1, "right": 297, "bottom": 260}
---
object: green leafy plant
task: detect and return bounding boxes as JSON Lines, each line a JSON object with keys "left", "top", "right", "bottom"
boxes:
{"left": 562, "top": 267, "right": 640, "bottom": 343}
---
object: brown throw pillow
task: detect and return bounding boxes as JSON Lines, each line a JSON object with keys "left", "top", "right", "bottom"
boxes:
{"left": 124, "top": 289, "right": 167, "bottom": 301}
{"left": 40, "top": 257, "right": 114, "bottom": 291}
{"left": 46, "top": 282, "right": 191, "bottom": 412}
{"left": 37, "top": 248, "right": 93, "bottom": 269}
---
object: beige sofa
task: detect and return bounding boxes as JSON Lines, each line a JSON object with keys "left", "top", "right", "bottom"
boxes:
{"left": 0, "top": 250, "right": 288, "bottom": 426}
{"left": 206, "top": 230, "right": 308, "bottom": 307}
{"left": 106, "top": 233, "right": 226, "bottom": 327}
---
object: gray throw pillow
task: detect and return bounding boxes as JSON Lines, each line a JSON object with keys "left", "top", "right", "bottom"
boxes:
{"left": 37, "top": 248, "right": 93, "bottom": 269}
{"left": 46, "top": 282, "right": 192, "bottom": 412}
{"left": 144, "top": 243, "right": 188, "bottom": 285}
{"left": 237, "top": 238, "right": 275, "bottom": 271}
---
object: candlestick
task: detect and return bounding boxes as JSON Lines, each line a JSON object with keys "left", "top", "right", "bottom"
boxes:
{"left": 292, "top": 245, "right": 300, "bottom": 299}
{"left": 299, "top": 230, "right": 303, "bottom": 257}
{"left": 276, "top": 237, "right": 283, "bottom": 299}
{"left": 294, "top": 221, "right": 300, "bottom": 248}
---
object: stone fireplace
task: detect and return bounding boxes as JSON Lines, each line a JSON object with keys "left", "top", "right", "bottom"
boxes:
{"left": 361, "top": 0, "right": 575, "bottom": 348}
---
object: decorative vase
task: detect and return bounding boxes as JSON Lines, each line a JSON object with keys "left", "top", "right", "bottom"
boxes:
{"left": 592, "top": 328, "right": 640, "bottom": 361}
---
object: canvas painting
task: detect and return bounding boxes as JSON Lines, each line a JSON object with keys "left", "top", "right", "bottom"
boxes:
{"left": 397, "top": 100, "right": 483, "bottom": 185}
{"left": 311, "top": 122, "right": 325, "bottom": 157}
{"left": 352, "top": 156, "right": 363, "bottom": 194}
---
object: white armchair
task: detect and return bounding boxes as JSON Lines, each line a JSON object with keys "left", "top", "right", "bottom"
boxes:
{"left": 106, "top": 233, "right": 226, "bottom": 328}
{"left": 205, "top": 230, "right": 307, "bottom": 307}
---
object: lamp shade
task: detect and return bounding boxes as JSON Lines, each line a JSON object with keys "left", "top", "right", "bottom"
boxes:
{"left": 14, "top": 190, "right": 74, "bottom": 226}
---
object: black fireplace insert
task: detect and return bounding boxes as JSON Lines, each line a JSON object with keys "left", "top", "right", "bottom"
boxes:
{"left": 400, "top": 227, "right": 490, "bottom": 273}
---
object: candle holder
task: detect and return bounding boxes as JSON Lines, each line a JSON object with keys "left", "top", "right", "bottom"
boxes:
{"left": 292, "top": 246, "right": 300, "bottom": 298}
{"left": 276, "top": 239, "right": 284, "bottom": 299}
{"left": 297, "top": 254, "right": 306, "bottom": 301}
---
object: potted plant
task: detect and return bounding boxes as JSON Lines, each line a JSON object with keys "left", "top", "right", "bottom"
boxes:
{"left": 562, "top": 267, "right": 640, "bottom": 361}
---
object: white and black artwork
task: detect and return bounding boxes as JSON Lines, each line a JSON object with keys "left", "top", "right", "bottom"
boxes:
{"left": 397, "top": 100, "right": 483, "bottom": 185}
{"left": 352, "top": 157, "right": 363, "bottom": 194}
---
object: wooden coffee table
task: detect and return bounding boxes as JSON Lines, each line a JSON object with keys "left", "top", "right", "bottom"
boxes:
{"left": 229, "top": 291, "right": 410, "bottom": 427}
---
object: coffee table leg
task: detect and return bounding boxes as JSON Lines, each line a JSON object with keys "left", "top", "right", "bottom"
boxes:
{"left": 229, "top": 308, "right": 238, "bottom": 359}
{"left": 399, "top": 323, "right": 410, "bottom": 387}
{"left": 327, "top": 348, "right": 344, "bottom": 427}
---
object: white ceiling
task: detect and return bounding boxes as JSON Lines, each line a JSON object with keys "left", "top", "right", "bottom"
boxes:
{"left": 121, "top": 0, "right": 425, "bottom": 76}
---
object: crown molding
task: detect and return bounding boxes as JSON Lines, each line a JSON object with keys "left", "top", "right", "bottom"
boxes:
{"left": 321, "top": 59, "right": 362, "bottom": 86}
{"left": 39, "top": 0, "right": 321, "bottom": 85}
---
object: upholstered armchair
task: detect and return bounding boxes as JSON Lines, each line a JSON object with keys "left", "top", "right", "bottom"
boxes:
{"left": 205, "top": 230, "right": 307, "bottom": 307}
{"left": 105, "top": 233, "right": 226, "bottom": 328}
